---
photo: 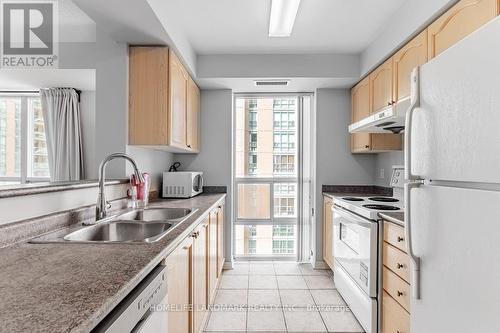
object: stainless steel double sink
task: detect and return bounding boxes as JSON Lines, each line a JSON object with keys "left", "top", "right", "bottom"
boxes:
{"left": 60, "top": 208, "right": 196, "bottom": 244}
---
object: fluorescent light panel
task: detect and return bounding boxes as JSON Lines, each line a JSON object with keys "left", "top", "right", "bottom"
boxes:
{"left": 269, "top": 0, "right": 301, "bottom": 37}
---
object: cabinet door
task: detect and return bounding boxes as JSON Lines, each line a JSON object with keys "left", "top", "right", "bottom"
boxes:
{"left": 370, "top": 58, "right": 393, "bottom": 114}
{"left": 165, "top": 236, "right": 192, "bottom": 333}
{"left": 428, "top": 0, "right": 499, "bottom": 59}
{"left": 322, "top": 196, "right": 334, "bottom": 269}
{"left": 208, "top": 210, "right": 218, "bottom": 302}
{"left": 382, "top": 291, "right": 410, "bottom": 333}
{"left": 193, "top": 221, "right": 209, "bottom": 333}
{"left": 393, "top": 30, "right": 428, "bottom": 105}
{"left": 351, "top": 77, "right": 372, "bottom": 153}
{"left": 217, "top": 204, "right": 225, "bottom": 276}
{"left": 169, "top": 50, "right": 188, "bottom": 148}
{"left": 129, "top": 46, "right": 169, "bottom": 145}
{"left": 187, "top": 77, "right": 200, "bottom": 152}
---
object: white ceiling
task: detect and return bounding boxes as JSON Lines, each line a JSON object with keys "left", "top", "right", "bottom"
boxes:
{"left": 159, "top": 0, "right": 407, "bottom": 55}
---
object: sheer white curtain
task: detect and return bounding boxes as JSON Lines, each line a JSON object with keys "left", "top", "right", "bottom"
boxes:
{"left": 40, "top": 88, "right": 84, "bottom": 181}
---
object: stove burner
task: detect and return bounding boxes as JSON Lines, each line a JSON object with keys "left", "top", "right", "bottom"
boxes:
{"left": 342, "top": 197, "right": 364, "bottom": 201}
{"left": 362, "top": 204, "right": 400, "bottom": 211}
{"left": 368, "top": 197, "right": 399, "bottom": 203}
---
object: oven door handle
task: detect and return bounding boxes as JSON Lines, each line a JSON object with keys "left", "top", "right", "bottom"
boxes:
{"left": 333, "top": 205, "right": 375, "bottom": 229}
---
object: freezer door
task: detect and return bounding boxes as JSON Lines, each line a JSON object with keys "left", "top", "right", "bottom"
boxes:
{"left": 411, "top": 17, "right": 500, "bottom": 183}
{"left": 411, "top": 185, "right": 500, "bottom": 332}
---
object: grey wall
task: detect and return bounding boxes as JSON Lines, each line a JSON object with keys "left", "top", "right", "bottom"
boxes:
{"left": 314, "top": 88, "right": 376, "bottom": 264}
{"left": 173, "top": 89, "right": 233, "bottom": 264}
{"left": 79, "top": 90, "right": 97, "bottom": 179}
{"left": 374, "top": 151, "right": 404, "bottom": 186}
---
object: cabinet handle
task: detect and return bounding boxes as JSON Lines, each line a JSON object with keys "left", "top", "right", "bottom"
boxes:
{"left": 397, "top": 263, "right": 404, "bottom": 269}
{"left": 397, "top": 236, "right": 404, "bottom": 242}
{"left": 187, "top": 144, "right": 192, "bottom": 148}
{"left": 397, "top": 290, "right": 404, "bottom": 297}
{"left": 387, "top": 101, "right": 392, "bottom": 106}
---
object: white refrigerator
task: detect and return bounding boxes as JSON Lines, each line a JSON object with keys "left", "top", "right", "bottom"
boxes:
{"left": 405, "top": 16, "right": 500, "bottom": 333}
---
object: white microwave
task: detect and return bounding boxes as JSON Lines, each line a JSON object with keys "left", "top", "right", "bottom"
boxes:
{"left": 162, "top": 171, "right": 203, "bottom": 198}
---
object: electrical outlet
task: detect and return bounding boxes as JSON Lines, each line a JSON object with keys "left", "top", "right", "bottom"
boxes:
{"left": 379, "top": 168, "right": 385, "bottom": 179}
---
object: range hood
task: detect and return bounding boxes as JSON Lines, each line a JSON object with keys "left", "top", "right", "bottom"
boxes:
{"left": 348, "top": 98, "right": 410, "bottom": 134}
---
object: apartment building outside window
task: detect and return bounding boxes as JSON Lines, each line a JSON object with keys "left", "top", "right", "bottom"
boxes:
{"left": 0, "top": 95, "right": 50, "bottom": 185}
{"left": 234, "top": 96, "right": 300, "bottom": 258}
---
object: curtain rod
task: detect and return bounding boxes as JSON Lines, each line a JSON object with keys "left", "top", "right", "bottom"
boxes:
{"left": 0, "top": 88, "right": 82, "bottom": 102}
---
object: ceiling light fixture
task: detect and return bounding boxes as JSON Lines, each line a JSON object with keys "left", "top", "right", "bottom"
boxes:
{"left": 269, "top": 0, "right": 301, "bottom": 37}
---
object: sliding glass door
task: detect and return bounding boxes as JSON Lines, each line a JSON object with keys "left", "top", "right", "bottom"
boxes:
{"left": 233, "top": 95, "right": 301, "bottom": 259}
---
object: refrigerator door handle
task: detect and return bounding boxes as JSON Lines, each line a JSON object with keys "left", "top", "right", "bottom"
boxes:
{"left": 405, "top": 182, "right": 422, "bottom": 300}
{"left": 405, "top": 67, "right": 421, "bottom": 181}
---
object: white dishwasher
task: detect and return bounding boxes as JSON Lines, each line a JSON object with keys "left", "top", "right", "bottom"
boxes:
{"left": 93, "top": 265, "right": 168, "bottom": 333}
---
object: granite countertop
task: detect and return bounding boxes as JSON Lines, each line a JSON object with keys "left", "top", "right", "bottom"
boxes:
{"left": 0, "top": 193, "right": 226, "bottom": 333}
{"left": 379, "top": 212, "right": 405, "bottom": 226}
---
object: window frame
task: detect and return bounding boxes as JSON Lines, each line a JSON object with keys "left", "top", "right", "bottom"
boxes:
{"left": 0, "top": 93, "right": 50, "bottom": 184}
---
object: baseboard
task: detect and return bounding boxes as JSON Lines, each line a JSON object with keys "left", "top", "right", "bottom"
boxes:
{"left": 313, "top": 260, "right": 331, "bottom": 270}
{"left": 222, "top": 258, "right": 233, "bottom": 270}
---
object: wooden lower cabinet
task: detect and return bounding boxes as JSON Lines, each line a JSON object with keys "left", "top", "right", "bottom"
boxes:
{"left": 193, "top": 220, "right": 209, "bottom": 333}
{"left": 165, "top": 199, "right": 225, "bottom": 333}
{"left": 382, "top": 291, "right": 410, "bottom": 333}
{"left": 208, "top": 210, "right": 218, "bottom": 303}
{"left": 165, "top": 236, "right": 193, "bottom": 333}
{"left": 382, "top": 221, "right": 411, "bottom": 333}
{"left": 217, "top": 203, "right": 225, "bottom": 276}
{"left": 322, "top": 196, "right": 334, "bottom": 269}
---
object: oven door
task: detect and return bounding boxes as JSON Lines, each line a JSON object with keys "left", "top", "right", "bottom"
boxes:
{"left": 333, "top": 205, "right": 378, "bottom": 297}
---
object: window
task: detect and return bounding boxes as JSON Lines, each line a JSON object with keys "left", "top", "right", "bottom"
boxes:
{"left": 0, "top": 95, "right": 49, "bottom": 185}
{"left": 234, "top": 96, "right": 300, "bottom": 258}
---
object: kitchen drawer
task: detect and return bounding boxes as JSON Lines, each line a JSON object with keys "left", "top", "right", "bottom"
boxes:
{"left": 384, "top": 221, "right": 406, "bottom": 253}
{"left": 382, "top": 291, "right": 410, "bottom": 333}
{"left": 383, "top": 266, "right": 410, "bottom": 312}
{"left": 383, "top": 242, "right": 410, "bottom": 283}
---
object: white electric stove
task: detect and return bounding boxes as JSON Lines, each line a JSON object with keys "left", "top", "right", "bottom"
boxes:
{"left": 332, "top": 166, "right": 405, "bottom": 333}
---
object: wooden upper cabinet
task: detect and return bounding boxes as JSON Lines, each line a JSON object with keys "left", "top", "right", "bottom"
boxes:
{"left": 169, "top": 50, "right": 189, "bottom": 149}
{"left": 370, "top": 58, "right": 393, "bottom": 114}
{"left": 351, "top": 77, "right": 372, "bottom": 153}
{"left": 129, "top": 46, "right": 200, "bottom": 153}
{"left": 393, "top": 30, "right": 428, "bottom": 105}
{"left": 350, "top": 76, "right": 402, "bottom": 153}
{"left": 187, "top": 76, "right": 201, "bottom": 152}
{"left": 428, "top": 0, "right": 499, "bottom": 59}
{"left": 351, "top": 77, "right": 370, "bottom": 122}
{"left": 129, "top": 47, "right": 169, "bottom": 145}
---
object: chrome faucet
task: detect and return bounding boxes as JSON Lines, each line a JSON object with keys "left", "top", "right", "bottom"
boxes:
{"left": 96, "top": 153, "right": 144, "bottom": 221}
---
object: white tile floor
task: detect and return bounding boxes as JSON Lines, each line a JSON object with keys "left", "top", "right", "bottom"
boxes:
{"left": 204, "top": 261, "right": 365, "bottom": 333}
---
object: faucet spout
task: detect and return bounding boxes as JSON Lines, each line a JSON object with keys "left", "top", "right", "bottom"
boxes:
{"left": 96, "top": 153, "right": 144, "bottom": 221}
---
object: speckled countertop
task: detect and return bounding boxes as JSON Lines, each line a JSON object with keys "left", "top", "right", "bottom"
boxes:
{"left": 379, "top": 212, "right": 405, "bottom": 226}
{"left": 0, "top": 193, "right": 225, "bottom": 333}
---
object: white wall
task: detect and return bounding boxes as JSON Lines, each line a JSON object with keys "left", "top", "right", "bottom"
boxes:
{"left": 314, "top": 88, "right": 376, "bottom": 265}
{"left": 360, "top": 0, "right": 458, "bottom": 75}
{"left": 173, "top": 89, "right": 233, "bottom": 264}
